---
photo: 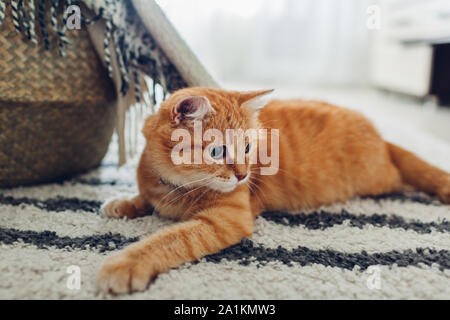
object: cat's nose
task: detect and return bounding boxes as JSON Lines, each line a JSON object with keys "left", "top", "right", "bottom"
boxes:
{"left": 236, "top": 174, "right": 247, "bottom": 182}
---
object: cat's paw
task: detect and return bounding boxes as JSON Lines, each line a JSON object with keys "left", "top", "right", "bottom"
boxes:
{"left": 437, "top": 176, "right": 450, "bottom": 204}
{"left": 96, "top": 250, "right": 154, "bottom": 294}
{"left": 101, "top": 199, "right": 137, "bottom": 219}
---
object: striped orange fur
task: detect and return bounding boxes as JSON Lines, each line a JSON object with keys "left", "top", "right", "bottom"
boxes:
{"left": 97, "top": 87, "right": 450, "bottom": 294}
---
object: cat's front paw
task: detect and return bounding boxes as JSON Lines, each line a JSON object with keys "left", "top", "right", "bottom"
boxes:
{"left": 96, "top": 250, "right": 154, "bottom": 294}
{"left": 101, "top": 199, "right": 137, "bottom": 219}
{"left": 437, "top": 176, "right": 450, "bottom": 204}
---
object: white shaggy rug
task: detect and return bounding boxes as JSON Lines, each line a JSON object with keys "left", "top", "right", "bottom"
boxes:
{"left": 1, "top": 94, "right": 449, "bottom": 299}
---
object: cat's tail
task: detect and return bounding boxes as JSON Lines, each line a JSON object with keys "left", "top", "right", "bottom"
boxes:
{"left": 387, "top": 142, "right": 450, "bottom": 204}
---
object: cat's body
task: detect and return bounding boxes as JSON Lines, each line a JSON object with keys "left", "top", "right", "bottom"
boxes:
{"left": 97, "top": 88, "right": 450, "bottom": 294}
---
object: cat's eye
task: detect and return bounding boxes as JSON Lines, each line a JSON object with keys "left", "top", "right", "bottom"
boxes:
{"left": 210, "top": 145, "right": 226, "bottom": 160}
{"left": 245, "top": 143, "right": 251, "bottom": 154}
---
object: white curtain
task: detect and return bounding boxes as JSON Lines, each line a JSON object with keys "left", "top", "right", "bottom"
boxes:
{"left": 157, "top": 0, "right": 373, "bottom": 86}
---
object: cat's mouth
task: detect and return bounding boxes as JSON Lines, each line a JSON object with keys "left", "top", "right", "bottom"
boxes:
{"left": 159, "top": 172, "right": 250, "bottom": 193}
{"left": 210, "top": 173, "right": 250, "bottom": 193}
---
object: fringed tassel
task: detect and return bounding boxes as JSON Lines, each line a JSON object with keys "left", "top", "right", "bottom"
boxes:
{"left": 103, "top": 19, "right": 113, "bottom": 78}
{"left": 19, "top": 0, "right": 31, "bottom": 39}
{"left": 38, "top": 0, "right": 50, "bottom": 49}
{"left": 148, "top": 79, "right": 156, "bottom": 114}
{"left": 127, "top": 108, "right": 133, "bottom": 159}
{"left": 11, "top": 0, "right": 22, "bottom": 32}
{"left": 151, "top": 53, "right": 169, "bottom": 101}
{"left": 143, "top": 77, "right": 155, "bottom": 115}
{"left": 50, "top": 0, "right": 58, "bottom": 33}
{"left": 57, "top": 0, "right": 71, "bottom": 56}
{"left": 133, "top": 67, "right": 141, "bottom": 103}
{"left": 28, "top": 0, "right": 38, "bottom": 44}
{"left": 151, "top": 80, "right": 157, "bottom": 106}
{"left": 113, "top": 29, "right": 130, "bottom": 96}
{"left": 0, "top": 0, "right": 6, "bottom": 25}
{"left": 131, "top": 51, "right": 142, "bottom": 103}
{"left": 131, "top": 57, "right": 144, "bottom": 158}
{"left": 135, "top": 101, "right": 140, "bottom": 157}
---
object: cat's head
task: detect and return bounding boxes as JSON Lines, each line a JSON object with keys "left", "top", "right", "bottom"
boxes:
{"left": 142, "top": 87, "right": 273, "bottom": 193}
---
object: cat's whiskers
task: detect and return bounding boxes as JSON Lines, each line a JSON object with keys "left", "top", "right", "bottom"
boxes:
{"left": 156, "top": 175, "right": 212, "bottom": 203}
{"left": 154, "top": 176, "right": 216, "bottom": 213}
{"left": 248, "top": 170, "right": 275, "bottom": 199}
{"left": 248, "top": 173, "right": 271, "bottom": 200}
{"left": 247, "top": 179, "right": 266, "bottom": 207}
{"left": 249, "top": 172, "right": 272, "bottom": 190}
{"left": 152, "top": 176, "right": 214, "bottom": 214}
{"left": 182, "top": 180, "right": 214, "bottom": 219}
{"left": 155, "top": 185, "right": 205, "bottom": 213}
{"left": 166, "top": 179, "right": 212, "bottom": 206}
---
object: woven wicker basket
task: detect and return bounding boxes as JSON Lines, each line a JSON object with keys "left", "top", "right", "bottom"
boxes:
{"left": 0, "top": 8, "right": 116, "bottom": 188}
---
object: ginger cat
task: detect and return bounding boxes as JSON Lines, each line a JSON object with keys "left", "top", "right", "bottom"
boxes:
{"left": 97, "top": 87, "right": 450, "bottom": 294}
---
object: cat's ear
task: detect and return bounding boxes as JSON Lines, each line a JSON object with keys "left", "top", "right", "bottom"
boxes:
{"left": 172, "top": 96, "right": 215, "bottom": 124}
{"left": 238, "top": 89, "right": 274, "bottom": 110}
